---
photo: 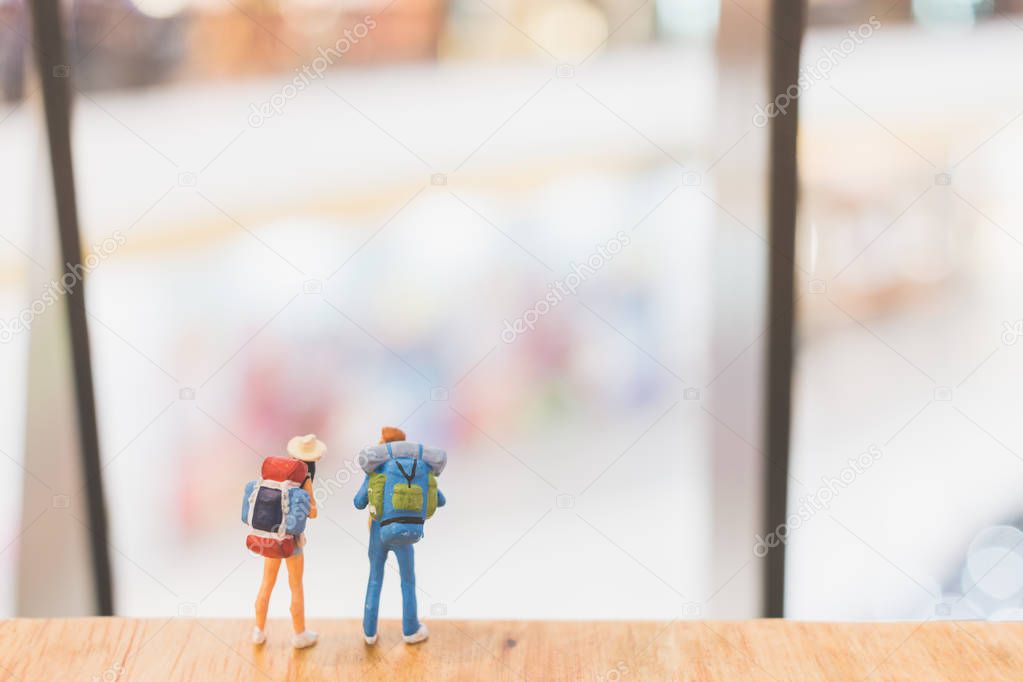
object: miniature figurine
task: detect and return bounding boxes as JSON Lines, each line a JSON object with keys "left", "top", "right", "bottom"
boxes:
{"left": 242, "top": 434, "right": 324, "bottom": 649}
{"left": 354, "top": 426, "right": 447, "bottom": 644}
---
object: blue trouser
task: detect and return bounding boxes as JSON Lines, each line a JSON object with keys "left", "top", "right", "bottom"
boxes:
{"left": 364, "top": 520, "right": 419, "bottom": 637}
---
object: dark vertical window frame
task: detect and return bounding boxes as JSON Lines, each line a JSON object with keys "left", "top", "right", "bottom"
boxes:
{"left": 28, "top": 0, "right": 114, "bottom": 615}
{"left": 764, "top": 0, "right": 806, "bottom": 618}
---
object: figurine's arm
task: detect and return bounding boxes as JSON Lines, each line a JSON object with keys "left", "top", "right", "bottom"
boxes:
{"left": 304, "top": 478, "right": 317, "bottom": 518}
{"left": 354, "top": 475, "right": 369, "bottom": 509}
{"left": 437, "top": 489, "right": 446, "bottom": 507}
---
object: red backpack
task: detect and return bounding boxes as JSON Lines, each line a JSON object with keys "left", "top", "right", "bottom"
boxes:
{"left": 242, "top": 457, "right": 310, "bottom": 558}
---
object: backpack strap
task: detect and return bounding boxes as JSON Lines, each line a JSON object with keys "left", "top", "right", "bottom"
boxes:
{"left": 395, "top": 457, "right": 417, "bottom": 487}
{"left": 245, "top": 481, "right": 260, "bottom": 532}
{"left": 386, "top": 441, "right": 419, "bottom": 486}
{"left": 259, "top": 479, "right": 300, "bottom": 491}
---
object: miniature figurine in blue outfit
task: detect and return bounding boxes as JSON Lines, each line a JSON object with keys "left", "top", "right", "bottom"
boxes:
{"left": 354, "top": 426, "right": 447, "bottom": 645}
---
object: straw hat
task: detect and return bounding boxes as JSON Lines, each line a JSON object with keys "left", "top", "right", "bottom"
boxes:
{"left": 287, "top": 433, "right": 326, "bottom": 462}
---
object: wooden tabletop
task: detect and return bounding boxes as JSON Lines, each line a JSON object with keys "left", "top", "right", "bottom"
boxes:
{"left": 0, "top": 618, "right": 1020, "bottom": 681}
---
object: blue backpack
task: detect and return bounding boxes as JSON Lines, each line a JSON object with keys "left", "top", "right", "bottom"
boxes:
{"left": 241, "top": 456, "right": 311, "bottom": 558}
{"left": 367, "top": 443, "right": 438, "bottom": 546}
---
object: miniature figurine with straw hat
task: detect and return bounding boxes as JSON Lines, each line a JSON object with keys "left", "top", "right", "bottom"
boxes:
{"left": 243, "top": 434, "right": 325, "bottom": 649}
{"left": 288, "top": 433, "right": 327, "bottom": 465}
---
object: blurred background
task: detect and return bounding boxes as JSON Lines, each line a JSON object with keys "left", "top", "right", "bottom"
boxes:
{"left": 2, "top": 0, "right": 1023, "bottom": 624}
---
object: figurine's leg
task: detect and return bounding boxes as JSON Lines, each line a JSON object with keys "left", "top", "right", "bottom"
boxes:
{"left": 363, "top": 525, "right": 387, "bottom": 640}
{"left": 255, "top": 557, "right": 281, "bottom": 630}
{"left": 394, "top": 544, "right": 422, "bottom": 639}
{"left": 284, "top": 553, "right": 305, "bottom": 633}
{"left": 285, "top": 553, "right": 318, "bottom": 648}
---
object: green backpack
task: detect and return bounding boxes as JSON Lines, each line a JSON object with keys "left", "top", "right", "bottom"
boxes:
{"left": 367, "top": 448, "right": 439, "bottom": 521}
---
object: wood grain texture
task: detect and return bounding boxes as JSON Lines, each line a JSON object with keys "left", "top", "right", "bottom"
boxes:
{"left": 1, "top": 618, "right": 1021, "bottom": 681}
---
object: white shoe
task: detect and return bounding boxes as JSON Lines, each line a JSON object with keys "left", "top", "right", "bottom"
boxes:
{"left": 403, "top": 624, "right": 429, "bottom": 644}
{"left": 292, "top": 630, "right": 318, "bottom": 649}
{"left": 252, "top": 627, "right": 266, "bottom": 645}
{"left": 364, "top": 633, "right": 378, "bottom": 645}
